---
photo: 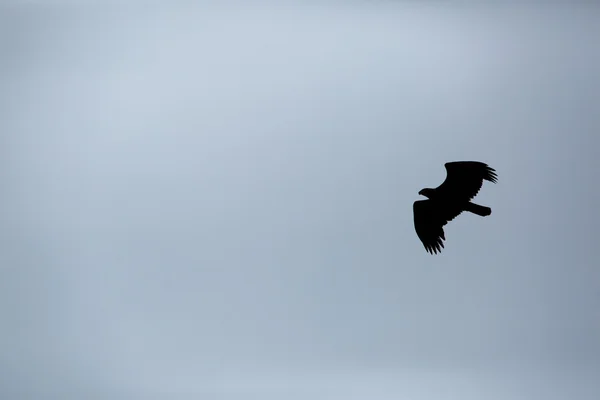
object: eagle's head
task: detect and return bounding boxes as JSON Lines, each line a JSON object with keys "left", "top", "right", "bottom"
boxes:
{"left": 418, "top": 188, "right": 435, "bottom": 199}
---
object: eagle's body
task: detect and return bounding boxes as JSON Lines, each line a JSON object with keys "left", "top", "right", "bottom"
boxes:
{"left": 413, "top": 161, "right": 498, "bottom": 254}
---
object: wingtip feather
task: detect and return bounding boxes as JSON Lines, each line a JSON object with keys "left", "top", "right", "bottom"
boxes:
{"left": 484, "top": 166, "right": 498, "bottom": 183}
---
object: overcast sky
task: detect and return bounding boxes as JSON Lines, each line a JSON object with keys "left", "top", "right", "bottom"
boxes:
{"left": 1, "top": 2, "right": 599, "bottom": 399}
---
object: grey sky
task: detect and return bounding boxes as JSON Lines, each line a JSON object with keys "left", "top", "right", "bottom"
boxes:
{"left": 1, "top": 2, "right": 599, "bottom": 399}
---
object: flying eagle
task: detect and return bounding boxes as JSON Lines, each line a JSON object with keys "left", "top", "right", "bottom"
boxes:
{"left": 413, "top": 161, "right": 498, "bottom": 254}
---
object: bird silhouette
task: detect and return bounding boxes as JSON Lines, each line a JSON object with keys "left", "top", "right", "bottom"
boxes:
{"left": 413, "top": 161, "right": 498, "bottom": 254}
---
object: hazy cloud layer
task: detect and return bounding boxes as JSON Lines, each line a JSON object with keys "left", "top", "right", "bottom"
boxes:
{"left": 1, "top": 3, "right": 599, "bottom": 398}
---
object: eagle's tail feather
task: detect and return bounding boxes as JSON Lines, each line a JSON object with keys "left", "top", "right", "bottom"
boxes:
{"left": 465, "top": 202, "right": 491, "bottom": 216}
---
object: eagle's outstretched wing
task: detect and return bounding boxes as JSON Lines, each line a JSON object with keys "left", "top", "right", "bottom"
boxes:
{"left": 413, "top": 200, "right": 464, "bottom": 254}
{"left": 436, "top": 161, "right": 498, "bottom": 201}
